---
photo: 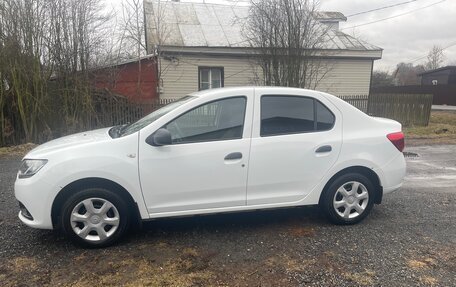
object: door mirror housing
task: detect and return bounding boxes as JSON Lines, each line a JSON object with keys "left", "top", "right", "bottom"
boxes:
{"left": 146, "top": 128, "right": 172, "bottom": 146}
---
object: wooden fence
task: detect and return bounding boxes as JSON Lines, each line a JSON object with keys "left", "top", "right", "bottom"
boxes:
{"left": 340, "top": 94, "right": 433, "bottom": 126}
{"left": 367, "top": 93, "right": 433, "bottom": 126}
{"left": 0, "top": 92, "right": 435, "bottom": 146}
{"left": 87, "top": 93, "right": 433, "bottom": 131}
{"left": 339, "top": 95, "right": 369, "bottom": 113}
{"left": 371, "top": 85, "right": 456, "bottom": 105}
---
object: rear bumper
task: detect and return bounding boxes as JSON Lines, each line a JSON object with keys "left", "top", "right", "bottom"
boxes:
{"left": 383, "top": 182, "right": 403, "bottom": 194}
{"left": 374, "top": 152, "right": 406, "bottom": 195}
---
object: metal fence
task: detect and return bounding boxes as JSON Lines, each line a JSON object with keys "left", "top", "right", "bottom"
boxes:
{"left": 89, "top": 97, "right": 176, "bottom": 128}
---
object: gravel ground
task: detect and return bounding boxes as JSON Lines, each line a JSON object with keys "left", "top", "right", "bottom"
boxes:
{"left": 0, "top": 146, "right": 455, "bottom": 286}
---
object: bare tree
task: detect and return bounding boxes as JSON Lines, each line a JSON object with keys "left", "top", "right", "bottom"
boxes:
{"left": 0, "top": 0, "right": 112, "bottom": 145}
{"left": 245, "top": 0, "right": 331, "bottom": 89}
{"left": 119, "top": 0, "right": 147, "bottom": 59}
{"left": 393, "top": 62, "right": 425, "bottom": 86}
{"left": 372, "top": 70, "right": 394, "bottom": 88}
{"left": 425, "top": 45, "right": 445, "bottom": 71}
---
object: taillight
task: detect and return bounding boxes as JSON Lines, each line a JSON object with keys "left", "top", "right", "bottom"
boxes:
{"left": 387, "top": 132, "right": 405, "bottom": 152}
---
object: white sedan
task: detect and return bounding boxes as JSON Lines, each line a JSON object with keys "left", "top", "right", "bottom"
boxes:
{"left": 15, "top": 87, "right": 406, "bottom": 247}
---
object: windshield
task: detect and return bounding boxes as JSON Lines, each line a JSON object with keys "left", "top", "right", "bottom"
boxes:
{"left": 119, "top": 96, "right": 195, "bottom": 136}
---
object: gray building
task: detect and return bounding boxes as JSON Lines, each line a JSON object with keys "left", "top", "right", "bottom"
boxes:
{"left": 419, "top": 66, "right": 456, "bottom": 86}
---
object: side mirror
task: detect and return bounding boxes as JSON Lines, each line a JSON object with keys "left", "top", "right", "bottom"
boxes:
{"left": 146, "top": 128, "right": 172, "bottom": 146}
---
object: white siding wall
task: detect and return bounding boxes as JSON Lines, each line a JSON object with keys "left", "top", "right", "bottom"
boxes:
{"left": 315, "top": 59, "right": 373, "bottom": 96}
{"left": 159, "top": 55, "right": 373, "bottom": 98}
{"left": 159, "top": 55, "right": 262, "bottom": 99}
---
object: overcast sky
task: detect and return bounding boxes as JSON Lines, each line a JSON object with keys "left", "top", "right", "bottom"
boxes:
{"left": 116, "top": 0, "right": 456, "bottom": 72}
{"left": 319, "top": 0, "right": 456, "bottom": 71}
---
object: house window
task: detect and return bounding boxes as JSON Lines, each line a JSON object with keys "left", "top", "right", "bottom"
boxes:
{"left": 199, "top": 67, "right": 224, "bottom": 90}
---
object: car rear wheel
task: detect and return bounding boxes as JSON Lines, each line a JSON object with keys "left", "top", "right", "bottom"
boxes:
{"left": 60, "top": 188, "right": 130, "bottom": 248}
{"left": 321, "top": 173, "right": 375, "bottom": 225}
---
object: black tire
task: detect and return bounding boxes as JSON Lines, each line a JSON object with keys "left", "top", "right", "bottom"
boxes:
{"left": 60, "top": 187, "right": 130, "bottom": 248}
{"left": 321, "top": 173, "right": 375, "bottom": 225}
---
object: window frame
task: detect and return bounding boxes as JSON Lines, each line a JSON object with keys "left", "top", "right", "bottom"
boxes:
{"left": 260, "top": 95, "right": 335, "bottom": 137}
{"left": 160, "top": 96, "right": 248, "bottom": 145}
{"left": 198, "top": 66, "right": 225, "bottom": 91}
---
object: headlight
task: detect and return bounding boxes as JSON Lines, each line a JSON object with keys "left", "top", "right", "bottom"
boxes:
{"left": 18, "top": 159, "right": 48, "bottom": 179}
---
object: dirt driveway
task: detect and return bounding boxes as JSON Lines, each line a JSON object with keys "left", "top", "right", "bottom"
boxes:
{"left": 0, "top": 145, "right": 455, "bottom": 286}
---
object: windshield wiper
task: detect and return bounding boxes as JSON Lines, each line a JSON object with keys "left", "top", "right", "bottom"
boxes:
{"left": 117, "top": 123, "right": 130, "bottom": 137}
{"left": 109, "top": 124, "right": 127, "bottom": 138}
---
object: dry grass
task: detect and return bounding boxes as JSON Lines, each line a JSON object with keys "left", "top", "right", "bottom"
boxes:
{"left": 404, "top": 111, "right": 456, "bottom": 145}
{"left": 407, "top": 258, "right": 436, "bottom": 269}
{"left": 11, "top": 257, "right": 39, "bottom": 270}
{"left": 287, "top": 226, "right": 316, "bottom": 237}
{"left": 342, "top": 269, "right": 376, "bottom": 286}
{"left": 0, "top": 143, "right": 37, "bottom": 157}
{"left": 419, "top": 275, "right": 438, "bottom": 286}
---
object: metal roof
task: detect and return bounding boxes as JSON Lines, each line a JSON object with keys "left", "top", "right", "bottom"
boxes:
{"left": 314, "top": 11, "right": 347, "bottom": 22}
{"left": 418, "top": 66, "right": 456, "bottom": 76}
{"left": 144, "top": 0, "right": 381, "bottom": 51}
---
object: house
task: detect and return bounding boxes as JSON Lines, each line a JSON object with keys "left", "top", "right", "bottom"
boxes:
{"left": 419, "top": 66, "right": 456, "bottom": 86}
{"left": 144, "top": 0, "right": 382, "bottom": 99}
{"left": 90, "top": 56, "right": 159, "bottom": 103}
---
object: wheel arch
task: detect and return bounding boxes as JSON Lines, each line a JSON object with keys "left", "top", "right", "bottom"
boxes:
{"left": 51, "top": 177, "right": 141, "bottom": 229}
{"left": 319, "top": 166, "right": 383, "bottom": 205}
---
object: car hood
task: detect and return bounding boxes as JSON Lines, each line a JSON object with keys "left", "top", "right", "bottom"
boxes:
{"left": 25, "top": 127, "right": 112, "bottom": 158}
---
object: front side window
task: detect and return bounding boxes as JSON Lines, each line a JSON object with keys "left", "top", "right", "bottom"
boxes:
{"left": 199, "top": 67, "right": 224, "bottom": 90}
{"left": 118, "top": 96, "right": 195, "bottom": 137}
{"left": 165, "top": 97, "right": 246, "bottom": 144}
{"left": 261, "top": 95, "right": 334, "bottom": 137}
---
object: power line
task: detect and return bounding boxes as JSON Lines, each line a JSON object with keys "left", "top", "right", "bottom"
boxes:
{"left": 410, "top": 41, "right": 456, "bottom": 63}
{"left": 347, "top": 0, "right": 419, "bottom": 18}
{"left": 341, "top": 0, "right": 446, "bottom": 30}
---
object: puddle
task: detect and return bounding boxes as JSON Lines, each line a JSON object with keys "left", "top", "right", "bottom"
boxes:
{"left": 403, "top": 152, "right": 420, "bottom": 158}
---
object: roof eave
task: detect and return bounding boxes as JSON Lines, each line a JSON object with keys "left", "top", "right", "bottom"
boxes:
{"left": 159, "top": 46, "right": 383, "bottom": 60}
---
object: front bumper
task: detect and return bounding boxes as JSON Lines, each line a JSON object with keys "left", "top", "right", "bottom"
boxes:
{"left": 14, "top": 175, "right": 56, "bottom": 230}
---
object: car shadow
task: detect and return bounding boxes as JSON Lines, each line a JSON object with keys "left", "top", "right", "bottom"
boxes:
{"left": 139, "top": 205, "right": 326, "bottom": 235}
{"left": 26, "top": 205, "right": 328, "bottom": 250}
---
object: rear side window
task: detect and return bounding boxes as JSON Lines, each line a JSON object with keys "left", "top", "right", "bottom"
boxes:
{"left": 316, "top": 101, "right": 335, "bottom": 130}
{"left": 261, "top": 95, "right": 334, "bottom": 137}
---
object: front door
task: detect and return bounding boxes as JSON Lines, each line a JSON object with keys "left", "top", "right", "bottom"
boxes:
{"left": 139, "top": 95, "right": 252, "bottom": 214}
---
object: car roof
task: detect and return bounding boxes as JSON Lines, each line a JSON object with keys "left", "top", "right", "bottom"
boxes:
{"left": 188, "top": 86, "right": 322, "bottom": 98}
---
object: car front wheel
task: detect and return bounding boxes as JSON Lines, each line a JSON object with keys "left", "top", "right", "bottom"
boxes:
{"left": 321, "top": 173, "right": 375, "bottom": 225}
{"left": 60, "top": 188, "right": 130, "bottom": 247}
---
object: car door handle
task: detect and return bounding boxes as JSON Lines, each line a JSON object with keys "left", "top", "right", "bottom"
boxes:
{"left": 316, "top": 145, "right": 332, "bottom": 153}
{"left": 224, "top": 152, "right": 243, "bottom": 160}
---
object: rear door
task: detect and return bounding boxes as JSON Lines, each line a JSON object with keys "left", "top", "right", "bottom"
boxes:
{"left": 247, "top": 89, "right": 342, "bottom": 205}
